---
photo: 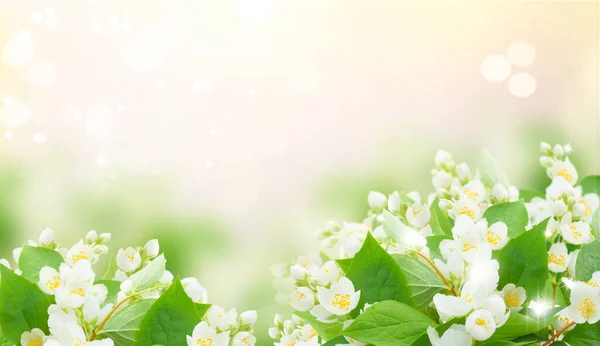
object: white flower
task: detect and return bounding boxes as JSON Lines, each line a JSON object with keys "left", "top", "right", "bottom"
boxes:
{"left": 427, "top": 324, "right": 472, "bottom": 346}
{"left": 500, "top": 284, "right": 526, "bottom": 311}
{"left": 186, "top": 321, "right": 230, "bottom": 346}
{"left": 143, "top": 239, "right": 159, "bottom": 258}
{"left": 290, "top": 287, "right": 315, "bottom": 311}
{"left": 406, "top": 204, "right": 431, "bottom": 228}
{"left": 39, "top": 227, "right": 55, "bottom": 246}
{"left": 275, "top": 335, "right": 299, "bottom": 346}
{"left": 47, "top": 304, "right": 77, "bottom": 335}
{"left": 311, "top": 260, "right": 340, "bottom": 286}
{"left": 507, "top": 186, "right": 519, "bottom": 201}
{"left": 575, "top": 194, "right": 600, "bottom": 221}
{"left": 465, "top": 309, "right": 496, "bottom": 341}
{"left": 568, "top": 249, "right": 580, "bottom": 277}
{"left": 546, "top": 176, "right": 575, "bottom": 200}
{"left": 485, "top": 222, "right": 508, "bottom": 250}
{"left": 232, "top": 331, "right": 256, "bottom": 346}
{"left": 116, "top": 247, "right": 142, "bottom": 273}
{"left": 461, "top": 180, "right": 486, "bottom": 203}
{"left": 433, "top": 171, "right": 453, "bottom": 190}
{"left": 21, "top": 328, "right": 46, "bottom": 346}
{"left": 491, "top": 184, "right": 507, "bottom": 202}
{"left": 316, "top": 277, "right": 360, "bottom": 316}
{"left": 38, "top": 266, "right": 62, "bottom": 295}
{"left": 99, "top": 233, "right": 111, "bottom": 242}
{"left": 86, "top": 230, "right": 98, "bottom": 243}
{"left": 309, "top": 304, "right": 335, "bottom": 323}
{"left": 113, "top": 270, "right": 128, "bottom": 282}
{"left": 83, "top": 296, "right": 113, "bottom": 323}
{"left": 433, "top": 294, "right": 472, "bottom": 322}
{"left": 567, "top": 283, "right": 600, "bottom": 323}
{"left": 55, "top": 278, "right": 90, "bottom": 308}
{"left": 482, "top": 294, "right": 510, "bottom": 327}
{"left": 552, "top": 308, "right": 576, "bottom": 331}
{"left": 13, "top": 247, "right": 23, "bottom": 264}
{"left": 560, "top": 214, "right": 591, "bottom": 245}
{"left": 207, "top": 305, "right": 237, "bottom": 330}
{"left": 548, "top": 243, "right": 569, "bottom": 273}
{"left": 466, "top": 260, "right": 500, "bottom": 292}
{"left": 435, "top": 150, "right": 453, "bottom": 167}
{"left": 368, "top": 191, "right": 387, "bottom": 209}
{"left": 550, "top": 200, "right": 568, "bottom": 217}
{"left": 55, "top": 322, "right": 106, "bottom": 346}
{"left": 549, "top": 158, "right": 578, "bottom": 185}
{"left": 239, "top": 310, "right": 258, "bottom": 326}
{"left": 456, "top": 163, "right": 471, "bottom": 181}
{"left": 65, "top": 241, "right": 97, "bottom": 266}
{"left": 451, "top": 197, "right": 481, "bottom": 221}
{"left": 181, "top": 277, "right": 208, "bottom": 303}
{"left": 388, "top": 192, "right": 401, "bottom": 212}
{"left": 290, "top": 265, "right": 307, "bottom": 280}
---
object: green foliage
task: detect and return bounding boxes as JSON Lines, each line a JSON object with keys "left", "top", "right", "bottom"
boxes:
{"left": 478, "top": 149, "right": 510, "bottom": 188}
{"left": 482, "top": 201, "right": 528, "bottom": 238}
{"left": 392, "top": 254, "right": 446, "bottom": 310}
{"left": 336, "top": 258, "right": 352, "bottom": 273}
{"left": 426, "top": 235, "right": 451, "bottom": 260}
{"left": 411, "top": 317, "right": 465, "bottom": 346}
{"left": 575, "top": 240, "right": 600, "bottom": 281}
{"left": 497, "top": 219, "right": 549, "bottom": 300}
{"left": 97, "top": 299, "right": 155, "bottom": 345}
{"left": 346, "top": 232, "right": 411, "bottom": 311}
{"left": 18, "top": 245, "right": 64, "bottom": 283}
{"left": 343, "top": 300, "right": 437, "bottom": 346}
{"left": 486, "top": 312, "right": 556, "bottom": 342}
{"left": 128, "top": 254, "right": 166, "bottom": 293}
{"left": 581, "top": 175, "right": 600, "bottom": 195}
{"left": 137, "top": 278, "right": 201, "bottom": 346}
{"left": 95, "top": 280, "right": 121, "bottom": 306}
{"left": 518, "top": 189, "right": 544, "bottom": 202}
{"left": 562, "top": 322, "right": 600, "bottom": 346}
{"left": 429, "top": 201, "right": 452, "bottom": 236}
{"left": 0, "top": 266, "right": 51, "bottom": 344}
{"left": 294, "top": 311, "right": 344, "bottom": 342}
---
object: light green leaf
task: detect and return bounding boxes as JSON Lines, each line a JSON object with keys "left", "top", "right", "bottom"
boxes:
{"left": 97, "top": 299, "right": 155, "bottom": 346}
{"left": 478, "top": 149, "right": 510, "bottom": 188}
{"left": 18, "top": 245, "right": 64, "bottom": 283}
{"left": 482, "top": 201, "right": 528, "bottom": 238}
{"left": 486, "top": 311, "right": 556, "bottom": 342}
{"left": 426, "top": 235, "right": 451, "bottom": 261}
{"left": 137, "top": 277, "right": 199, "bottom": 346}
{"left": 518, "top": 189, "right": 545, "bottom": 203}
{"left": 95, "top": 280, "right": 121, "bottom": 306}
{"left": 0, "top": 266, "right": 51, "bottom": 344}
{"left": 343, "top": 300, "right": 436, "bottom": 346}
{"left": 336, "top": 258, "right": 352, "bottom": 274}
{"left": 429, "top": 201, "right": 452, "bottom": 236}
{"left": 0, "top": 327, "right": 12, "bottom": 346}
{"left": 194, "top": 303, "right": 211, "bottom": 319}
{"left": 102, "top": 252, "right": 119, "bottom": 280}
{"left": 128, "top": 254, "right": 166, "bottom": 293}
{"left": 497, "top": 219, "right": 549, "bottom": 300}
{"left": 562, "top": 322, "right": 600, "bottom": 346}
{"left": 381, "top": 210, "right": 418, "bottom": 244}
{"left": 295, "top": 311, "right": 344, "bottom": 342}
{"left": 592, "top": 209, "right": 600, "bottom": 240}
{"left": 411, "top": 317, "right": 465, "bottom": 346}
{"left": 575, "top": 240, "right": 600, "bottom": 281}
{"left": 581, "top": 175, "right": 600, "bottom": 195}
{"left": 321, "top": 336, "right": 347, "bottom": 346}
{"left": 392, "top": 254, "right": 446, "bottom": 310}
{"left": 346, "top": 232, "right": 411, "bottom": 311}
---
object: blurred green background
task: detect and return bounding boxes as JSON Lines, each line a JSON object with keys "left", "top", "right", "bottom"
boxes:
{"left": 0, "top": 1, "right": 598, "bottom": 344}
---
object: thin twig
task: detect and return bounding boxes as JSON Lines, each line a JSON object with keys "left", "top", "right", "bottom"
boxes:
{"left": 541, "top": 321, "right": 576, "bottom": 346}
{"left": 413, "top": 251, "right": 457, "bottom": 296}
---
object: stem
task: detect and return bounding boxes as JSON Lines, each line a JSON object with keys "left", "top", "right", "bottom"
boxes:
{"left": 413, "top": 251, "right": 457, "bottom": 296}
{"left": 551, "top": 283, "right": 557, "bottom": 308}
{"left": 541, "top": 321, "right": 576, "bottom": 346}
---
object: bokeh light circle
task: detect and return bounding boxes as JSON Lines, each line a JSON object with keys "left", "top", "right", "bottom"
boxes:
{"left": 0, "top": 98, "right": 29, "bottom": 128}
{"left": 29, "top": 61, "right": 57, "bottom": 87}
{"left": 480, "top": 54, "right": 511, "bottom": 82}
{"left": 508, "top": 41, "right": 536, "bottom": 67}
{"left": 508, "top": 72, "right": 536, "bottom": 98}
{"left": 2, "top": 31, "right": 34, "bottom": 68}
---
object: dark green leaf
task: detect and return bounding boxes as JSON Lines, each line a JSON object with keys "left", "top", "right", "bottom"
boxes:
{"left": 98, "top": 299, "right": 155, "bottom": 346}
{"left": 486, "top": 311, "right": 556, "bottom": 342}
{"left": 581, "top": 175, "right": 600, "bottom": 195}
{"left": 18, "top": 246, "right": 64, "bottom": 283}
{"left": 0, "top": 266, "right": 51, "bottom": 344}
{"left": 137, "top": 277, "right": 200, "bottom": 346}
{"left": 344, "top": 300, "right": 436, "bottom": 346}
{"left": 295, "top": 311, "right": 344, "bottom": 342}
{"left": 497, "top": 219, "right": 549, "bottom": 300}
{"left": 95, "top": 280, "right": 121, "bottom": 306}
{"left": 576, "top": 240, "right": 600, "bottom": 281}
{"left": 392, "top": 255, "right": 446, "bottom": 310}
{"left": 483, "top": 201, "right": 528, "bottom": 238}
{"left": 562, "top": 322, "right": 600, "bottom": 346}
{"left": 321, "top": 336, "right": 347, "bottom": 346}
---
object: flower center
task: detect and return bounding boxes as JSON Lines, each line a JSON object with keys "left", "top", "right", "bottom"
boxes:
{"left": 412, "top": 208, "right": 422, "bottom": 216}
{"left": 45, "top": 275, "right": 61, "bottom": 291}
{"left": 548, "top": 253, "right": 565, "bottom": 267}
{"left": 578, "top": 298, "right": 597, "bottom": 320}
{"left": 26, "top": 339, "right": 43, "bottom": 346}
{"left": 331, "top": 293, "right": 351, "bottom": 310}
{"left": 296, "top": 292, "right": 305, "bottom": 301}
{"left": 486, "top": 230, "right": 501, "bottom": 246}
{"left": 586, "top": 281, "right": 599, "bottom": 288}
{"left": 126, "top": 254, "right": 135, "bottom": 262}
{"left": 459, "top": 206, "right": 475, "bottom": 219}
{"left": 69, "top": 287, "right": 85, "bottom": 297}
{"left": 72, "top": 251, "right": 88, "bottom": 264}
{"left": 557, "top": 168, "right": 573, "bottom": 183}
{"left": 462, "top": 189, "right": 479, "bottom": 201}
{"left": 504, "top": 293, "right": 520, "bottom": 307}
{"left": 475, "top": 318, "right": 487, "bottom": 327}
{"left": 462, "top": 243, "right": 478, "bottom": 252}
{"left": 72, "top": 337, "right": 85, "bottom": 346}
{"left": 196, "top": 337, "right": 214, "bottom": 346}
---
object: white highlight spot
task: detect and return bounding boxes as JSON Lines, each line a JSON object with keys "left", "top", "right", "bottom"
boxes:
{"left": 205, "top": 160, "right": 214, "bottom": 168}
{"left": 508, "top": 73, "right": 536, "bottom": 98}
{"left": 508, "top": 41, "right": 536, "bottom": 67}
{"left": 529, "top": 300, "right": 551, "bottom": 315}
{"left": 33, "top": 133, "right": 47, "bottom": 143}
{"left": 96, "top": 156, "right": 110, "bottom": 167}
{"left": 193, "top": 79, "right": 214, "bottom": 93}
{"left": 29, "top": 61, "right": 57, "bottom": 87}
{"left": 0, "top": 98, "right": 29, "bottom": 128}
{"left": 2, "top": 31, "right": 34, "bottom": 68}
{"left": 234, "top": 0, "right": 274, "bottom": 24}
{"left": 4, "top": 131, "right": 12, "bottom": 139}
{"left": 480, "top": 54, "right": 511, "bottom": 82}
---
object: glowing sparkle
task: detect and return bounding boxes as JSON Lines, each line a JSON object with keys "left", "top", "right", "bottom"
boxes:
{"left": 529, "top": 300, "right": 551, "bottom": 315}
{"left": 562, "top": 278, "right": 575, "bottom": 289}
{"left": 33, "top": 133, "right": 47, "bottom": 143}
{"left": 480, "top": 54, "right": 511, "bottom": 82}
{"left": 2, "top": 30, "right": 34, "bottom": 68}
{"left": 0, "top": 98, "right": 29, "bottom": 128}
{"left": 29, "top": 61, "right": 57, "bottom": 87}
{"left": 564, "top": 144, "right": 573, "bottom": 153}
{"left": 508, "top": 41, "right": 536, "bottom": 67}
{"left": 508, "top": 73, "right": 536, "bottom": 98}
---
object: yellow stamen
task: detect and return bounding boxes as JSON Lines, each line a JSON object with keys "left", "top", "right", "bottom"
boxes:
{"left": 475, "top": 318, "right": 487, "bottom": 326}
{"left": 459, "top": 205, "right": 475, "bottom": 219}
{"left": 486, "top": 230, "right": 501, "bottom": 246}
{"left": 548, "top": 253, "right": 566, "bottom": 267}
{"left": 196, "top": 337, "right": 214, "bottom": 346}
{"left": 331, "top": 293, "right": 351, "bottom": 310}
{"left": 557, "top": 168, "right": 573, "bottom": 183}
{"left": 577, "top": 298, "right": 597, "bottom": 320}
{"left": 504, "top": 293, "right": 521, "bottom": 307}
{"left": 45, "top": 275, "right": 61, "bottom": 291}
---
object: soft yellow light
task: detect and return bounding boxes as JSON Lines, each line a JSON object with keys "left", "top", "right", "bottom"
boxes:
{"left": 508, "top": 73, "right": 536, "bottom": 98}
{"left": 0, "top": 98, "right": 29, "bottom": 128}
{"left": 508, "top": 41, "right": 536, "bottom": 67}
{"left": 2, "top": 31, "right": 34, "bottom": 68}
{"left": 480, "top": 54, "right": 511, "bottom": 82}
{"left": 29, "top": 61, "right": 57, "bottom": 87}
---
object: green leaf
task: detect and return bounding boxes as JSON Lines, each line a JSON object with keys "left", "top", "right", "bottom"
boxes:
{"left": 562, "top": 322, "right": 600, "bottom": 346}
{"left": 95, "top": 280, "right": 121, "bottom": 306}
{"left": 381, "top": 210, "right": 419, "bottom": 244}
{"left": 0, "top": 266, "right": 51, "bottom": 344}
{"left": 137, "top": 277, "right": 200, "bottom": 346}
{"left": 581, "top": 175, "right": 600, "bottom": 195}
{"left": 497, "top": 219, "right": 549, "bottom": 300}
{"left": 295, "top": 311, "right": 344, "bottom": 342}
{"left": 346, "top": 232, "right": 411, "bottom": 311}
{"left": 429, "top": 201, "right": 452, "bottom": 236}
{"left": 518, "top": 189, "right": 545, "bottom": 202}
{"left": 486, "top": 311, "right": 556, "bottom": 342}
{"left": 321, "top": 336, "right": 347, "bottom": 346}
{"left": 128, "top": 254, "right": 166, "bottom": 293}
{"left": 483, "top": 201, "right": 528, "bottom": 238}
{"left": 336, "top": 258, "right": 352, "bottom": 274}
{"left": 97, "top": 299, "right": 155, "bottom": 346}
{"left": 194, "top": 303, "right": 211, "bottom": 319}
{"left": 102, "top": 252, "right": 119, "bottom": 280}
{"left": 18, "top": 245, "right": 64, "bottom": 283}
{"left": 592, "top": 209, "right": 600, "bottom": 240}
{"left": 392, "top": 254, "right": 446, "bottom": 310}
{"left": 343, "top": 300, "right": 437, "bottom": 346}
{"left": 0, "top": 327, "right": 12, "bottom": 346}
{"left": 426, "top": 235, "right": 451, "bottom": 261}
{"left": 575, "top": 240, "right": 600, "bottom": 281}
{"left": 411, "top": 317, "right": 465, "bottom": 346}
{"left": 478, "top": 149, "right": 510, "bottom": 188}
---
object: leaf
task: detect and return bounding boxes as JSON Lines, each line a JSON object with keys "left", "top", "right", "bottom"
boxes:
{"left": 429, "top": 201, "right": 452, "bottom": 236}
{"left": 194, "top": 303, "right": 211, "bottom": 319}
{"left": 576, "top": 240, "right": 600, "bottom": 281}
{"left": 128, "top": 254, "right": 166, "bottom": 293}
{"left": 485, "top": 311, "right": 556, "bottom": 342}
{"left": 102, "top": 252, "right": 119, "bottom": 280}
{"left": 346, "top": 232, "right": 411, "bottom": 311}
{"left": 0, "top": 266, "right": 51, "bottom": 344}
{"left": 581, "top": 175, "right": 600, "bottom": 195}
{"left": 562, "top": 322, "right": 600, "bottom": 346}
{"left": 426, "top": 235, "right": 451, "bottom": 261}
{"left": 518, "top": 189, "right": 545, "bottom": 202}
{"left": 95, "top": 280, "right": 121, "bottom": 306}
{"left": 321, "top": 336, "right": 347, "bottom": 346}
{"left": 592, "top": 209, "right": 600, "bottom": 240}
{"left": 478, "top": 149, "right": 510, "bottom": 188}
{"left": 497, "top": 219, "right": 549, "bottom": 300}
{"left": 411, "top": 317, "right": 464, "bottom": 346}
{"left": 18, "top": 245, "right": 64, "bottom": 283}
{"left": 482, "top": 201, "right": 528, "bottom": 238}
{"left": 392, "top": 255, "right": 446, "bottom": 310}
{"left": 295, "top": 311, "right": 344, "bottom": 342}
{"left": 0, "top": 327, "right": 12, "bottom": 346}
{"left": 343, "top": 300, "right": 437, "bottom": 346}
{"left": 137, "top": 277, "right": 200, "bottom": 346}
{"left": 336, "top": 258, "right": 352, "bottom": 274}
{"left": 98, "top": 299, "right": 155, "bottom": 346}
{"left": 381, "top": 210, "right": 417, "bottom": 243}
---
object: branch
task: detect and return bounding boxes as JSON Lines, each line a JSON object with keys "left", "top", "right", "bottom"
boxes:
{"left": 541, "top": 321, "right": 576, "bottom": 346}
{"left": 413, "top": 251, "right": 457, "bottom": 296}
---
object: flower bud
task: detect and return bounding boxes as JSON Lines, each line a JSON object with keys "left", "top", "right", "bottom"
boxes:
{"left": 86, "top": 230, "right": 98, "bottom": 243}
{"left": 432, "top": 171, "right": 452, "bottom": 190}
{"left": 456, "top": 163, "right": 470, "bottom": 181}
{"left": 240, "top": 310, "right": 258, "bottom": 326}
{"left": 274, "top": 314, "right": 284, "bottom": 326}
{"left": 143, "top": 239, "right": 160, "bottom": 258}
{"left": 540, "top": 142, "right": 551, "bottom": 153}
{"left": 39, "top": 227, "right": 54, "bottom": 246}
{"left": 388, "top": 192, "right": 401, "bottom": 212}
{"left": 96, "top": 245, "right": 109, "bottom": 255}
{"left": 550, "top": 200, "right": 567, "bottom": 216}
{"left": 283, "top": 320, "right": 294, "bottom": 333}
{"left": 160, "top": 270, "right": 174, "bottom": 284}
{"left": 507, "top": 186, "right": 519, "bottom": 201}
{"left": 438, "top": 199, "right": 452, "bottom": 210}
{"left": 539, "top": 156, "right": 553, "bottom": 168}
{"left": 449, "top": 186, "right": 460, "bottom": 199}
{"left": 553, "top": 144, "right": 564, "bottom": 158}
{"left": 268, "top": 327, "right": 281, "bottom": 339}
{"left": 368, "top": 191, "right": 387, "bottom": 210}
{"left": 120, "top": 279, "right": 133, "bottom": 294}
{"left": 99, "top": 233, "right": 111, "bottom": 243}
{"left": 434, "top": 150, "right": 453, "bottom": 167}
{"left": 572, "top": 202, "right": 585, "bottom": 217}
{"left": 289, "top": 265, "right": 306, "bottom": 280}
{"left": 114, "top": 269, "right": 128, "bottom": 282}
{"left": 492, "top": 184, "right": 508, "bottom": 202}
{"left": 13, "top": 247, "right": 22, "bottom": 264}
